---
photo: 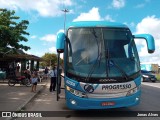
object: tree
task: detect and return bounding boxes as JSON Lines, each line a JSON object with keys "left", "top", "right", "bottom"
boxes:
{"left": 0, "top": 9, "right": 30, "bottom": 54}
{"left": 40, "top": 53, "right": 59, "bottom": 67}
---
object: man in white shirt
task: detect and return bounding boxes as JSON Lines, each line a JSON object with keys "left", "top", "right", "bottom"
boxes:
{"left": 49, "top": 66, "right": 57, "bottom": 92}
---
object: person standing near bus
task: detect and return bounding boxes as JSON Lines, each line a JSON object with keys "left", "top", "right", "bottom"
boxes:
{"left": 49, "top": 66, "right": 57, "bottom": 92}
{"left": 16, "top": 64, "right": 20, "bottom": 72}
{"left": 44, "top": 67, "right": 49, "bottom": 80}
{"left": 31, "top": 73, "right": 38, "bottom": 92}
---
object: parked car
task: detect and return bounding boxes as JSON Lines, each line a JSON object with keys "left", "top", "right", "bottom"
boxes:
{"left": 141, "top": 70, "right": 157, "bottom": 82}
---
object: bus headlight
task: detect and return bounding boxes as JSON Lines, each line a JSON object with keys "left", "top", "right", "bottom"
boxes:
{"left": 126, "top": 86, "right": 141, "bottom": 96}
{"left": 66, "top": 86, "right": 87, "bottom": 98}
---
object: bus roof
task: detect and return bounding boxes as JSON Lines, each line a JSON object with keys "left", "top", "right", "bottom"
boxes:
{"left": 66, "top": 21, "right": 128, "bottom": 29}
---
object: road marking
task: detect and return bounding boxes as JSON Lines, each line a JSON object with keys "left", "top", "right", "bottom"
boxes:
{"left": 142, "top": 82, "right": 160, "bottom": 89}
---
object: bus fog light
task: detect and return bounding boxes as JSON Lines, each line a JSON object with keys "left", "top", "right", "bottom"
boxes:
{"left": 70, "top": 99, "right": 76, "bottom": 105}
{"left": 136, "top": 97, "right": 139, "bottom": 101}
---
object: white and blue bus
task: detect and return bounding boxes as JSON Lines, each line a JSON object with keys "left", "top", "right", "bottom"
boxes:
{"left": 56, "top": 21, "right": 155, "bottom": 110}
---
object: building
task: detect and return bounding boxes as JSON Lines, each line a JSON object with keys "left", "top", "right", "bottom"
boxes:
{"left": 0, "top": 50, "right": 41, "bottom": 78}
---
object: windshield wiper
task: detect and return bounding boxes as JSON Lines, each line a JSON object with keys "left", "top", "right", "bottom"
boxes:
{"left": 85, "top": 28, "right": 102, "bottom": 82}
{"left": 85, "top": 53, "right": 102, "bottom": 81}
{"left": 110, "top": 60, "right": 129, "bottom": 80}
{"left": 105, "top": 44, "right": 129, "bottom": 80}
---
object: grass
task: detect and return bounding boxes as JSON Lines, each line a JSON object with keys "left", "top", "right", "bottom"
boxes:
{"left": 156, "top": 74, "right": 160, "bottom": 81}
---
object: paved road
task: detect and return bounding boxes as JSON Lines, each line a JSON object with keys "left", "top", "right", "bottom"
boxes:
{"left": 0, "top": 80, "right": 47, "bottom": 111}
{"left": 0, "top": 79, "right": 48, "bottom": 120}
{"left": 16, "top": 81, "right": 160, "bottom": 120}
{"left": 142, "top": 81, "right": 160, "bottom": 89}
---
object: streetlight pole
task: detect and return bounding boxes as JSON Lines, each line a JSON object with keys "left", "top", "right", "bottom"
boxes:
{"left": 56, "top": 9, "right": 69, "bottom": 101}
{"left": 62, "top": 9, "right": 69, "bottom": 33}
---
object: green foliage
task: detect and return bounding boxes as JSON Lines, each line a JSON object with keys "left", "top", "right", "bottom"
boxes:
{"left": 156, "top": 74, "right": 160, "bottom": 81}
{"left": 0, "top": 9, "right": 30, "bottom": 53}
{"left": 40, "top": 53, "right": 63, "bottom": 67}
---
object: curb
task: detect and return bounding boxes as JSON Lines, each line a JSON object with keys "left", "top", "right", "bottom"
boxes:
{"left": 17, "top": 85, "right": 47, "bottom": 111}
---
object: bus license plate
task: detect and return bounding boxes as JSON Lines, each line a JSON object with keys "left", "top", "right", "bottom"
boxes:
{"left": 101, "top": 102, "right": 115, "bottom": 106}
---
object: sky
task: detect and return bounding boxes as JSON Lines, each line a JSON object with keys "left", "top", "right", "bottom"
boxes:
{"left": 0, "top": 0, "right": 160, "bottom": 65}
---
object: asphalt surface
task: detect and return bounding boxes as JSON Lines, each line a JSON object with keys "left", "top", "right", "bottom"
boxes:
{"left": 0, "top": 79, "right": 48, "bottom": 120}
{"left": 14, "top": 81, "right": 160, "bottom": 120}
{"left": 0, "top": 79, "right": 160, "bottom": 120}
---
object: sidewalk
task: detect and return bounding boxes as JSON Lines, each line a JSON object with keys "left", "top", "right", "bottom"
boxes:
{"left": 0, "top": 79, "right": 48, "bottom": 112}
{"left": 142, "top": 81, "right": 160, "bottom": 89}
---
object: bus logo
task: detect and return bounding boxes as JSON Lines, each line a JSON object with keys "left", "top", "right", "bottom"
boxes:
{"left": 84, "top": 84, "right": 94, "bottom": 93}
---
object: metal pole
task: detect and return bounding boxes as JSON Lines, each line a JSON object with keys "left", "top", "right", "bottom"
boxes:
{"left": 56, "top": 53, "right": 60, "bottom": 101}
{"left": 56, "top": 9, "right": 69, "bottom": 101}
{"left": 62, "top": 9, "right": 69, "bottom": 33}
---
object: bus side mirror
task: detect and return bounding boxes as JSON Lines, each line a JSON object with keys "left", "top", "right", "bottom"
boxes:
{"left": 133, "top": 34, "right": 155, "bottom": 53}
{"left": 56, "top": 32, "right": 66, "bottom": 53}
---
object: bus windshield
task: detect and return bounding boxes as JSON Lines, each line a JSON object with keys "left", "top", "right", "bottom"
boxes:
{"left": 66, "top": 27, "right": 140, "bottom": 81}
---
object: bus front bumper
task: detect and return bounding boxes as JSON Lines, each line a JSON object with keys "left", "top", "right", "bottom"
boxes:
{"left": 66, "top": 90, "right": 141, "bottom": 110}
